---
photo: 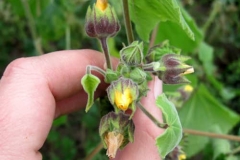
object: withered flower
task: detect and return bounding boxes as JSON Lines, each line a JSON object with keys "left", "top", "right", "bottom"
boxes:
{"left": 99, "top": 112, "right": 135, "bottom": 158}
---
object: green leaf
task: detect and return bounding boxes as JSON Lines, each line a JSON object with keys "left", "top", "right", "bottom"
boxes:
{"left": 155, "top": 8, "right": 203, "bottom": 52}
{"left": 129, "top": 0, "right": 195, "bottom": 42}
{"left": 155, "top": 94, "right": 182, "bottom": 158}
{"left": 81, "top": 74, "right": 101, "bottom": 112}
{"left": 198, "top": 42, "right": 214, "bottom": 75}
{"left": 211, "top": 125, "right": 231, "bottom": 160}
{"left": 179, "top": 84, "right": 240, "bottom": 157}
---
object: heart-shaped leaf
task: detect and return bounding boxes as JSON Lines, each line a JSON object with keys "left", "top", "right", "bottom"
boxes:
{"left": 81, "top": 74, "right": 101, "bottom": 112}
{"left": 155, "top": 94, "right": 182, "bottom": 158}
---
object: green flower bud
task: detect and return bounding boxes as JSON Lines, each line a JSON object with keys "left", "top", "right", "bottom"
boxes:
{"left": 107, "top": 77, "right": 139, "bottom": 119}
{"left": 120, "top": 41, "right": 144, "bottom": 66}
{"left": 99, "top": 112, "right": 135, "bottom": 158}
{"left": 146, "top": 40, "right": 181, "bottom": 62}
{"left": 85, "top": 0, "right": 120, "bottom": 38}
{"left": 129, "top": 67, "right": 147, "bottom": 84}
{"left": 105, "top": 69, "right": 119, "bottom": 83}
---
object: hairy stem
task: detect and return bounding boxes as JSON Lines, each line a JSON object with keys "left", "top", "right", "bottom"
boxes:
{"left": 84, "top": 142, "right": 104, "bottom": 160}
{"left": 138, "top": 103, "right": 168, "bottom": 129}
{"left": 183, "top": 128, "right": 240, "bottom": 142}
{"left": 87, "top": 65, "right": 106, "bottom": 76}
{"left": 21, "top": 0, "right": 43, "bottom": 55}
{"left": 122, "top": 0, "right": 134, "bottom": 44}
{"left": 99, "top": 37, "right": 112, "bottom": 70}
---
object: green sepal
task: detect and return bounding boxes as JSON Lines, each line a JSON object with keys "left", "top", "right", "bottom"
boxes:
{"left": 120, "top": 41, "right": 144, "bottom": 66}
{"left": 106, "top": 77, "right": 139, "bottom": 118}
{"left": 155, "top": 94, "right": 182, "bottom": 158}
{"left": 146, "top": 40, "right": 181, "bottom": 62}
{"left": 99, "top": 112, "right": 135, "bottom": 148}
{"left": 81, "top": 74, "right": 101, "bottom": 112}
{"left": 129, "top": 68, "right": 147, "bottom": 84}
{"left": 105, "top": 69, "right": 119, "bottom": 83}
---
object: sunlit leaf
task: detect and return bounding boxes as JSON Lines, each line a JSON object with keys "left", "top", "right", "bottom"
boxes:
{"left": 81, "top": 74, "right": 101, "bottom": 112}
{"left": 129, "top": 0, "right": 195, "bottom": 42}
{"left": 156, "top": 94, "right": 182, "bottom": 158}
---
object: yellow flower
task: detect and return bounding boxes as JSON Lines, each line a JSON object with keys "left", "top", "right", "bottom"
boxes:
{"left": 179, "top": 153, "right": 186, "bottom": 160}
{"left": 183, "top": 85, "right": 193, "bottom": 93}
{"left": 114, "top": 88, "right": 133, "bottom": 111}
{"left": 96, "top": 0, "right": 108, "bottom": 11}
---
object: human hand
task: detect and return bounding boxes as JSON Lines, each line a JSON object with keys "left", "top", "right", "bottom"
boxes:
{"left": 0, "top": 50, "right": 163, "bottom": 160}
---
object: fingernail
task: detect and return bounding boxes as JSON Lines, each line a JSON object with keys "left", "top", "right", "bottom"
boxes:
{"left": 154, "top": 76, "right": 162, "bottom": 99}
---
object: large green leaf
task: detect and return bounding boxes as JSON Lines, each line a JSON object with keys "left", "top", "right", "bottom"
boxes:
{"left": 179, "top": 84, "right": 240, "bottom": 157}
{"left": 156, "top": 94, "right": 182, "bottom": 158}
{"left": 155, "top": 8, "right": 203, "bottom": 52}
{"left": 129, "top": 0, "right": 195, "bottom": 42}
{"left": 81, "top": 74, "right": 101, "bottom": 112}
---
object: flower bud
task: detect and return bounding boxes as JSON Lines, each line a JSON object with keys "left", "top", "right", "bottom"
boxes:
{"left": 120, "top": 41, "right": 144, "bottom": 66}
{"left": 107, "top": 77, "right": 139, "bottom": 118}
{"left": 85, "top": 0, "right": 120, "bottom": 38}
{"left": 99, "top": 112, "right": 135, "bottom": 158}
{"left": 155, "top": 54, "right": 194, "bottom": 84}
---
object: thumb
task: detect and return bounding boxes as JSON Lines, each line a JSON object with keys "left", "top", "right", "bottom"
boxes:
{"left": 114, "top": 77, "right": 164, "bottom": 160}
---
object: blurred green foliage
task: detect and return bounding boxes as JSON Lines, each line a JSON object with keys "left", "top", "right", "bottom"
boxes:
{"left": 0, "top": 0, "right": 239, "bottom": 159}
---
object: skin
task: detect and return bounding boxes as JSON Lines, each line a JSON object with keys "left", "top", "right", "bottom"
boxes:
{"left": 0, "top": 50, "right": 163, "bottom": 160}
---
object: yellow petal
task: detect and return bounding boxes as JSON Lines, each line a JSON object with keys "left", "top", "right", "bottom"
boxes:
{"left": 114, "top": 88, "right": 133, "bottom": 111}
{"left": 183, "top": 85, "right": 193, "bottom": 92}
{"left": 96, "top": 0, "right": 108, "bottom": 11}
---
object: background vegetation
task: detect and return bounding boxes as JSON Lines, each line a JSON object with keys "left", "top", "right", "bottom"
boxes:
{"left": 0, "top": 0, "right": 239, "bottom": 159}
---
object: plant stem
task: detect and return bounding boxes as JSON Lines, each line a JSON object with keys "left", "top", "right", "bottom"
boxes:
{"left": 84, "top": 142, "right": 104, "bottom": 160}
{"left": 149, "top": 23, "right": 159, "bottom": 48}
{"left": 65, "top": 25, "right": 71, "bottom": 50}
{"left": 202, "top": 0, "right": 221, "bottom": 33}
{"left": 228, "top": 146, "right": 240, "bottom": 155}
{"left": 122, "top": 0, "right": 134, "bottom": 44}
{"left": 21, "top": 0, "right": 43, "bottom": 55}
{"left": 183, "top": 128, "right": 240, "bottom": 142}
{"left": 87, "top": 65, "right": 106, "bottom": 76}
{"left": 138, "top": 103, "right": 168, "bottom": 129}
{"left": 99, "top": 37, "right": 112, "bottom": 70}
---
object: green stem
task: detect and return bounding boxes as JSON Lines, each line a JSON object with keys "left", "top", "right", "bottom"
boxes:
{"left": 21, "top": 0, "right": 43, "bottom": 55}
{"left": 183, "top": 129, "right": 240, "bottom": 142}
{"left": 65, "top": 25, "right": 71, "bottom": 50}
{"left": 138, "top": 103, "right": 168, "bottom": 129}
{"left": 202, "top": 0, "right": 221, "bottom": 33}
{"left": 99, "top": 37, "right": 112, "bottom": 70}
{"left": 149, "top": 23, "right": 159, "bottom": 48}
{"left": 122, "top": 0, "right": 134, "bottom": 44}
{"left": 84, "top": 142, "right": 104, "bottom": 160}
{"left": 87, "top": 65, "right": 106, "bottom": 76}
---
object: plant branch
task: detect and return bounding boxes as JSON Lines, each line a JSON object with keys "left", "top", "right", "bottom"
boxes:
{"left": 122, "top": 0, "right": 134, "bottom": 44}
{"left": 183, "top": 128, "right": 240, "bottom": 142}
{"left": 84, "top": 142, "right": 104, "bottom": 160}
{"left": 21, "top": 0, "right": 43, "bottom": 55}
{"left": 99, "top": 38, "right": 112, "bottom": 70}
{"left": 138, "top": 103, "right": 168, "bottom": 129}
